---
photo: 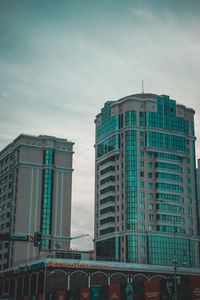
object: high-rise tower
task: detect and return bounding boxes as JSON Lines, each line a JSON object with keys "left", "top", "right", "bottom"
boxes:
{"left": 196, "top": 159, "right": 200, "bottom": 234}
{"left": 0, "top": 134, "right": 74, "bottom": 270}
{"left": 94, "top": 93, "right": 199, "bottom": 267}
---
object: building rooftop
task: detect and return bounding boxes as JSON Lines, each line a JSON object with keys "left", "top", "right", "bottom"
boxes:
{"left": 0, "top": 134, "right": 74, "bottom": 158}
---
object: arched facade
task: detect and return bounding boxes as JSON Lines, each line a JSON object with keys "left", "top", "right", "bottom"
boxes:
{"left": 90, "top": 271, "right": 108, "bottom": 286}
{"left": 70, "top": 270, "right": 88, "bottom": 290}
{"left": 0, "top": 258, "right": 199, "bottom": 297}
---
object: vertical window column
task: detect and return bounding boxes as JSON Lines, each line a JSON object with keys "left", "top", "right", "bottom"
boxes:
{"left": 125, "top": 130, "right": 137, "bottom": 230}
{"left": 41, "top": 149, "right": 54, "bottom": 249}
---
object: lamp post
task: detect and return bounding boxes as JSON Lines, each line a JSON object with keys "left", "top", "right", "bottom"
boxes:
{"left": 158, "top": 199, "right": 178, "bottom": 300}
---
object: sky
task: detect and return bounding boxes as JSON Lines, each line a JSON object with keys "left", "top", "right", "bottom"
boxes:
{"left": 0, "top": 0, "right": 200, "bottom": 250}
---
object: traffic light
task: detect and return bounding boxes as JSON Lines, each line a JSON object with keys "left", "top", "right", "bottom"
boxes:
{"left": 34, "top": 231, "right": 42, "bottom": 247}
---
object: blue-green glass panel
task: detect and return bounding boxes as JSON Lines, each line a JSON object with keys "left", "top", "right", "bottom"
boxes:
{"left": 125, "top": 130, "right": 137, "bottom": 230}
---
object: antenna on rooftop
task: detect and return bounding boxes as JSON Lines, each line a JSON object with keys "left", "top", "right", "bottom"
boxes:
{"left": 142, "top": 80, "right": 144, "bottom": 93}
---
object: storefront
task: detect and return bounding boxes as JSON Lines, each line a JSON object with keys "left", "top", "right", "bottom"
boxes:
{"left": 0, "top": 258, "right": 200, "bottom": 299}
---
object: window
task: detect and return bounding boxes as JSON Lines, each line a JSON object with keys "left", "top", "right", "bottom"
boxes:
{"left": 140, "top": 141, "right": 144, "bottom": 147}
{"left": 140, "top": 192, "right": 145, "bottom": 198}
{"left": 140, "top": 182, "right": 144, "bottom": 188}
{"left": 140, "top": 203, "right": 145, "bottom": 209}
{"left": 149, "top": 204, "right": 153, "bottom": 210}
{"left": 148, "top": 193, "right": 153, "bottom": 199}
{"left": 156, "top": 182, "right": 183, "bottom": 193}
{"left": 141, "top": 224, "right": 145, "bottom": 230}
{"left": 149, "top": 225, "right": 154, "bottom": 231}
{"left": 189, "top": 229, "right": 193, "bottom": 235}
{"left": 140, "top": 151, "right": 144, "bottom": 157}
{"left": 156, "top": 172, "right": 183, "bottom": 182}
{"left": 140, "top": 132, "right": 144, "bottom": 136}
{"left": 148, "top": 173, "right": 153, "bottom": 178}
{"left": 186, "top": 169, "right": 190, "bottom": 174}
{"left": 125, "top": 111, "right": 136, "bottom": 126}
{"left": 140, "top": 214, "right": 145, "bottom": 220}
{"left": 149, "top": 214, "right": 154, "bottom": 221}
{"left": 148, "top": 153, "right": 152, "bottom": 158}
{"left": 188, "top": 218, "right": 193, "bottom": 225}
{"left": 139, "top": 112, "right": 144, "bottom": 126}
{"left": 148, "top": 183, "right": 153, "bottom": 189}
{"left": 140, "top": 161, "right": 144, "bottom": 167}
{"left": 141, "top": 235, "right": 145, "bottom": 242}
{"left": 187, "top": 178, "right": 191, "bottom": 184}
{"left": 148, "top": 162, "right": 152, "bottom": 168}
{"left": 140, "top": 172, "right": 144, "bottom": 177}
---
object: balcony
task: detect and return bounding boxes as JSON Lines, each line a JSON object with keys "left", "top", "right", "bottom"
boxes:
{"left": 100, "top": 181, "right": 115, "bottom": 190}
{"left": 99, "top": 222, "right": 115, "bottom": 230}
{"left": 99, "top": 190, "right": 115, "bottom": 200}
{"left": 99, "top": 200, "right": 115, "bottom": 210}
{"left": 99, "top": 160, "right": 115, "bottom": 171}
{"left": 100, "top": 170, "right": 115, "bottom": 180}
{"left": 99, "top": 211, "right": 115, "bottom": 220}
{"left": 96, "top": 149, "right": 120, "bottom": 164}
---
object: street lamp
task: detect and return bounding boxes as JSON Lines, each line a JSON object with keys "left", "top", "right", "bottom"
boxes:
{"left": 158, "top": 199, "right": 178, "bottom": 300}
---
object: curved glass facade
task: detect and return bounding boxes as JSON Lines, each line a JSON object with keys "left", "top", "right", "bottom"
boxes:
{"left": 95, "top": 94, "right": 199, "bottom": 267}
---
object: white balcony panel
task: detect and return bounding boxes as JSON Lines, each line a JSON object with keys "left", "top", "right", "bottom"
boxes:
{"left": 99, "top": 191, "right": 115, "bottom": 200}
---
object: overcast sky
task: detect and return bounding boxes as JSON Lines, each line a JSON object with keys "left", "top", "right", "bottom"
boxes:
{"left": 0, "top": 0, "right": 200, "bottom": 250}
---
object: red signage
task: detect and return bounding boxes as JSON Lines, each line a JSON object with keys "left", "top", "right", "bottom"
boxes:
{"left": 47, "top": 259, "right": 108, "bottom": 269}
{"left": 109, "top": 284, "right": 121, "bottom": 299}
{"left": 191, "top": 276, "right": 200, "bottom": 300}
{"left": 144, "top": 280, "right": 160, "bottom": 300}
{"left": 48, "top": 260, "right": 90, "bottom": 268}
{"left": 57, "top": 290, "right": 66, "bottom": 300}
{"left": 80, "top": 288, "right": 90, "bottom": 300}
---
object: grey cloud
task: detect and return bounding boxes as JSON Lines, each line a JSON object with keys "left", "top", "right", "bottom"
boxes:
{"left": 0, "top": 0, "right": 200, "bottom": 250}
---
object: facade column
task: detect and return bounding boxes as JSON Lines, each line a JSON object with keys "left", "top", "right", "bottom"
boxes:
{"left": 67, "top": 274, "right": 70, "bottom": 291}
{"left": 36, "top": 273, "right": 39, "bottom": 295}
{"left": 108, "top": 275, "right": 110, "bottom": 286}
{"left": 43, "top": 267, "right": 47, "bottom": 300}
{"left": 22, "top": 276, "right": 25, "bottom": 297}
{"left": 14, "top": 278, "right": 18, "bottom": 299}
{"left": 28, "top": 274, "right": 31, "bottom": 296}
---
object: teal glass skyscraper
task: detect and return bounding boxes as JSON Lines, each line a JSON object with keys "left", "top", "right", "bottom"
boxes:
{"left": 94, "top": 93, "right": 199, "bottom": 267}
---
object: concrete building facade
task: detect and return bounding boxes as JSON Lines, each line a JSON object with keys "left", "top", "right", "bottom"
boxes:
{"left": 0, "top": 134, "right": 74, "bottom": 270}
{"left": 196, "top": 159, "right": 200, "bottom": 233}
{"left": 94, "top": 93, "right": 199, "bottom": 267}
